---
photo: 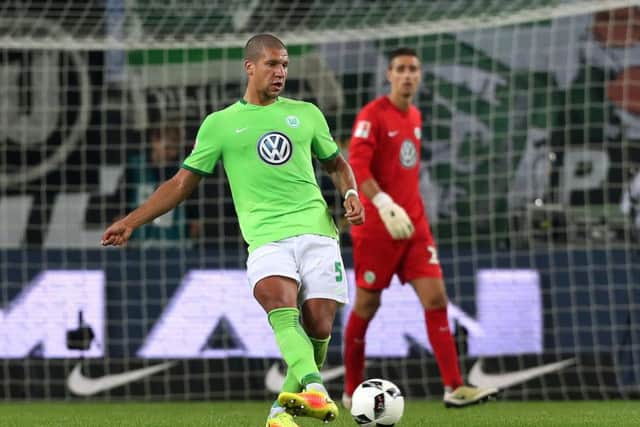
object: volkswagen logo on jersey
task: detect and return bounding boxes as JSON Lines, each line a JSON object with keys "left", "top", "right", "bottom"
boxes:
{"left": 400, "top": 139, "right": 417, "bottom": 168}
{"left": 257, "top": 132, "right": 293, "bottom": 165}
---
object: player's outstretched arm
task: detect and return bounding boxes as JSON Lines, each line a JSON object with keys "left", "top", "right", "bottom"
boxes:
{"left": 320, "top": 154, "right": 364, "bottom": 225}
{"left": 101, "top": 169, "right": 202, "bottom": 246}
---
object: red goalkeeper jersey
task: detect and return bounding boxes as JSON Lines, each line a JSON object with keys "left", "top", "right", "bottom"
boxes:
{"left": 349, "top": 96, "right": 429, "bottom": 239}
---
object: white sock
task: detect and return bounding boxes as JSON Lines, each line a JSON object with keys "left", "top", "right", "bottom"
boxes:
{"left": 268, "top": 402, "right": 286, "bottom": 418}
{"left": 305, "top": 382, "right": 328, "bottom": 395}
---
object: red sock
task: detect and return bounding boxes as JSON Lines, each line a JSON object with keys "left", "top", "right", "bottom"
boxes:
{"left": 425, "top": 307, "right": 463, "bottom": 389}
{"left": 343, "top": 311, "right": 369, "bottom": 396}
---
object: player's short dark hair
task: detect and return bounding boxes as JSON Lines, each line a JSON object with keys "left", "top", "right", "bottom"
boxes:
{"left": 387, "top": 47, "right": 419, "bottom": 68}
{"left": 244, "top": 34, "right": 286, "bottom": 62}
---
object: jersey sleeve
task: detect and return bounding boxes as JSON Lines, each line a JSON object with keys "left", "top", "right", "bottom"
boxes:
{"left": 309, "top": 104, "right": 340, "bottom": 160}
{"left": 182, "top": 113, "right": 221, "bottom": 176}
{"left": 348, "top": 106, "right": 378, "bottom": 184}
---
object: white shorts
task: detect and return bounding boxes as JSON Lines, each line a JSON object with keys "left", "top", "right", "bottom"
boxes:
{"left": 246, "top": 234, "right": 349, "bottom": 305}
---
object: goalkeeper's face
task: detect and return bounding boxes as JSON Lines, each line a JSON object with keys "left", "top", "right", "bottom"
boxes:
{"left": 246, "top": 47, "right": 289, "bottom": 100}
{"left": 387, "top": 55, "right": 421, "bottom": 99}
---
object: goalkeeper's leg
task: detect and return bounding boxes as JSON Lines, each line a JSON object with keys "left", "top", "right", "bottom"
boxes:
{"left": 343, "top": 286, "right": 384, "bottom": 410}
{"left": 411, "top": 275, "right": 499, "bottom": 407}
{"left": 443, "top": 385, "right": 499, "bottom": 408}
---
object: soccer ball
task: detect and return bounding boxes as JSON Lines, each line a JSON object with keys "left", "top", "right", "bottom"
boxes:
{"left": 350, "top": 378, "right": 404, "bottom": 426}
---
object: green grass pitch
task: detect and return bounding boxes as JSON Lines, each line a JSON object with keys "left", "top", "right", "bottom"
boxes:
{"left": 2, "top": 401, "right": 639, "bottom": 426}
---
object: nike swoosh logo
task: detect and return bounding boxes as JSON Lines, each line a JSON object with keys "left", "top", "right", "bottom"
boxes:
{"left": 265, "top": 363, "right": 345, "bottom": 393}
{"left": 468, "top": 357, "right": 575, "bottom": 389}
{"left": 235, "top": 127, "right": 248, "bottom": 133}
{"left": 388, "top": 130, "right": 399, "bottom": 137}
{"left": 67, "top": 361, "right": 176, "bottom": 396}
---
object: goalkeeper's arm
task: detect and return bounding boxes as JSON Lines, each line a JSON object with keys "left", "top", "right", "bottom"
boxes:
{"left": 360, "top": 178, "right": 414, "bottom": 239}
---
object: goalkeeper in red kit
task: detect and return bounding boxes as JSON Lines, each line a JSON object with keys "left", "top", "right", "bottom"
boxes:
{"left": 343, "top": 47, "right": 498, "bottom": 408}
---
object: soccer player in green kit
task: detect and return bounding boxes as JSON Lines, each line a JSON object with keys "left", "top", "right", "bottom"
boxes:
{"left": 101, "top": 34, "right": 364, "bottom": 427}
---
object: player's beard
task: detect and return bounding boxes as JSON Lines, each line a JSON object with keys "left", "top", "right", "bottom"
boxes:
{"left": 262, "top": 83, "right": 283, "bottom": 101}
{"left": 401, "top": 82, "right": 417, "bottom": 98}
{"left": 400, "top": 90, "right": 414, "bottom": 103}
{"left": 258, "top": 88, "right": 279, "bottom": 103}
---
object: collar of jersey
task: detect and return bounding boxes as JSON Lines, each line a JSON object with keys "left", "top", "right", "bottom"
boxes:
{"left": 239, "top": 97, "right": 281, "bottom": 108}
{"left": 383, "top": 95, "right": 411, "bottom": 116}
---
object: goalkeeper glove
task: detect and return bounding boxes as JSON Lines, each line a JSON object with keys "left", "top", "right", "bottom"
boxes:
{"left": 372, "top": 192, "right": 414, "bottom": 239}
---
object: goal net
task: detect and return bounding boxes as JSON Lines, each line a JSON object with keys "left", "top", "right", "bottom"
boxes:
{"left": 1, "top": 0, "right": 639, "bottom": 401}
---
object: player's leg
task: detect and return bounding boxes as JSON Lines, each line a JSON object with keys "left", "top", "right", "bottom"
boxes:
{"left": 343, "top": 237, "right": 400, "bottom": 409}
{"left": 247, "top": 240, "right": 321, "bottom": 426}
{"left": 410, "top": 276, "right": 464, "bottom": 389}
{"left": 403, "top": 242, "right": 498, "bottom": 407}
{"left": 300, "top": 299, "right": 333, "bottom": 371}
{"left": 256, "top": 276, "right": 324, "bottom": 425}
{"left": 255, "top": 277, "right": 322, "bottom": 388}
{"left": 278, "top": 333, "right": 330, "bottom": 397}
{"left": 342, "top": 286, "right": 382, "bottom": 409}
{"left": 412, "top": 279, "right": 498, "bottom": 407}
{"left": 277, "top": 297, "right": 340, "bottom": 421}
{"left": 276, "top": 235, "right": 348, "bottom": 422}
{"left": 278, "top": 331, "right": 330, "bottom": 395}
{"left": 265, "top": 411, "right": 299, "bottom": 427}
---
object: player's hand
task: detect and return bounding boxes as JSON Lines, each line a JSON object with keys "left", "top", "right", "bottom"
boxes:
{"left": 372, "top": 192, "right": 414, "bottom": 239}
{"left": 344, "top": 193, "right": 365, "bottom": 225}
{"left": 101, "top": 219, "right": 134, "bottom": 247}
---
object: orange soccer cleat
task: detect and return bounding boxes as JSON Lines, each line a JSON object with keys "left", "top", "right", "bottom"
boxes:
{"left": 278, "top": 388, "right": 339, "bottom": 422}
{"left": 265, "top": 411, "right": 300, "bottom": 427}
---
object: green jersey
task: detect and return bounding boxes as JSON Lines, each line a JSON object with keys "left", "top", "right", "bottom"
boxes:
{"left": 182, "top": 97, "right": 340, "bottom": 251}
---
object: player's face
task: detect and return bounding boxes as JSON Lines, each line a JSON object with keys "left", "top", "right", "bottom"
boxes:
{"left": 151, "top": 135, "right": 180, "bottom": 167}
{"left": 387, "top": 55, "right": 421, "bottom": 99}
{"left": 246, "top": 47, "right": 289, "bottom": 100}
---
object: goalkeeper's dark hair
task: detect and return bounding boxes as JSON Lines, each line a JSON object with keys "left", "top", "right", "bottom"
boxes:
{"left": 387, "top": 47, "right": 419, "bottom": 68}
{"left": 244, "top": 34, "right": 286, "bottom": 62}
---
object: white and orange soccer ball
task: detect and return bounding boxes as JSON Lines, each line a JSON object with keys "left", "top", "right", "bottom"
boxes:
{"left": 350, "top": 378, "right": 405, "bottom": 426}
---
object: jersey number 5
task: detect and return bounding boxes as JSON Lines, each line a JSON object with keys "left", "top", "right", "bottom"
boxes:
{"left": 334, "top": 262, "right": 343, "bottom": 282}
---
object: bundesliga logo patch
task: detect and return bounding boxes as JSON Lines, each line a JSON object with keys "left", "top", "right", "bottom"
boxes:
{"left": 354, "top": 120, "right": 371, "bottom": 138}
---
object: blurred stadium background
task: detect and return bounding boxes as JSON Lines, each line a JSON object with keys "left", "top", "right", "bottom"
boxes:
{"left": 1, "top": 0, "right": 640, "bottom": 408}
